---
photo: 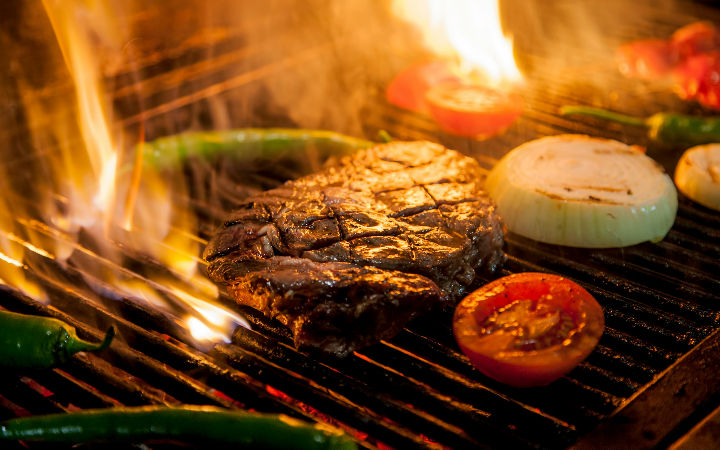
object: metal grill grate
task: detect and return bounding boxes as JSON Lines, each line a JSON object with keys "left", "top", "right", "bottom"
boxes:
{"left": 2, "top": 1, "right": 720, "bottom": 448}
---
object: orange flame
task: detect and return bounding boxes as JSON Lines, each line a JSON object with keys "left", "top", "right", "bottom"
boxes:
{"left": 392, "top": 0, "right": 523, "bottom": 85}
{"left": 1, "top": 0, "right": 248, "bottom": 345}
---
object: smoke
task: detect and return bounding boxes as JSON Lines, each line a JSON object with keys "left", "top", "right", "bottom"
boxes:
{"left": 501, "top": 0, "right": 685, "bottom": 72}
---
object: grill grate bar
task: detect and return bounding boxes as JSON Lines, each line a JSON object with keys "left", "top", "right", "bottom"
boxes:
{"left": 588, "top": 345, "right": 657, "bottom": 382}
{"left": 664, "top": 229, "right": 720, "bottom": 260}
{"left": 504, "top": 241, "right": 720, "bottom": 328}
{"left": 28, "top": 368, "right": 123, "bottom": 410}
{"left": 224, "top": 324, "right": 569, "bottom": 448}
{"left": 587, "top": 252, "right": 720, "bottom": 318}
{"left": 591, "top": 250, "right": 720, "bottom": 299}
{"left": 359, "top": 341, "right": 576, "bottom": 446}
{"left": 677, "top": 201, "right": 720, "bottom": 228}
{"left": 673, "top": 216, "right": 720, "bottom": 241}
{"left": 0, "top": 373, "right": 71, "bottom": 417}
{"left": 569, "top": 363, "right": 641, "bottom": 398}
{"left": 215, "top": 343, "right": 466, "bottom": 449}
{"left": 641, "top": 240, "right": 720, "bottom": 278}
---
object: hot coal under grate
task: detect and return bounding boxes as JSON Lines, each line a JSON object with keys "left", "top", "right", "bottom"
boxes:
{"left": 2, "top": 1, "right": 720, "bottom": 448}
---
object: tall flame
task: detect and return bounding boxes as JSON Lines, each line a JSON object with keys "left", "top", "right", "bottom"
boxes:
{"left": 42, "top": 0, "right": 119, "bottom": 230}
{"left": 2, "top": 0, "right": 247, "bottom": 345}
{"left": 392, "top": 0, "right": 522, "bottom": 85}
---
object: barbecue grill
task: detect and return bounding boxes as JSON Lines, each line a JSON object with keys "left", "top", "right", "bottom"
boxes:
{"left": 1, "top": 0, "right": 720, "bottom": 448}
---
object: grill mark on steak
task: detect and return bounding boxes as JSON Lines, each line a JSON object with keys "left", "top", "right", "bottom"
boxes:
{"left": 204, "top": 141, "right": 505, "bottom": 356}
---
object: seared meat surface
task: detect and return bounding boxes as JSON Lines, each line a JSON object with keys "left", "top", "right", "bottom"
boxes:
{"left": 204, "top": 141, "right": 504, "bottom": 356}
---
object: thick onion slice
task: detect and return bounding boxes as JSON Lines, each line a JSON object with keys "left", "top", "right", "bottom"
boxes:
{"left": 674, "top": 144, "right": 720, "bottom": 211}
{"left": 485, "top": 135, "right": 678, "bottom": 248}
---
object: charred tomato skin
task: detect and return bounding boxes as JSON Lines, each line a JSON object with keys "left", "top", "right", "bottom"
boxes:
{"left": 453, "top": 272, "right": 605, "bottom": 388}
{"left": 426, "top": 84, "right": 524, "bottom": 138}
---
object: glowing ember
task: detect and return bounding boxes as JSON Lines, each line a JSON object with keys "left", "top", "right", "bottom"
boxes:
{"left": 392, "top": 0, "right": 522, "bottom": 85}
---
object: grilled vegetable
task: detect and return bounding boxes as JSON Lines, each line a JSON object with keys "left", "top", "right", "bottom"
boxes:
{"left": 485, "top": 134, "right": 677, "bottom": 248}
{"left": 561, "top": 105, "right": 720, "bottom": 146}
{"left": 0, "top": 311, "right": 115, "bottom": 369}
{"left": 141, "top": 128, "right": 373, "bottom": 169}
{"left": 386, "top": 60, "right": 460, "bottom": 113}
{"left": 616, "top": 38, "right": 676, "bottom": 79}
{"left": 671, "top": 23, "right": 720, "bottom": 109}
{"left": 615, "top": 21, "right": 720, "bottom": 108}
{"left": 453, "top": 272, "right": 605, "bottom": 388}
{"left": 672, "top": 21, "right": 720, "bottom": 60}
{"left": 0, "top": 405, "right": 356, "bottom": 449}
{"left": 674, "top": 143, "right": 720, "bottom": 211}
{"left": 426, "top": 84, "right": 524, "bottom": 138}
{"left": 615, "top": 22, "right": 720, "bottom": 80}
{"left": 673, "top": 51, "right": 720, "bottom": 110}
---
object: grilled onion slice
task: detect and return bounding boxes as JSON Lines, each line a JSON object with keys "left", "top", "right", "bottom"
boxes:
{"left": 674, "top": 144, "right": 720, "bottom": 211}
{"left": 485, "top": 135, "right": 678, "bottom": 248}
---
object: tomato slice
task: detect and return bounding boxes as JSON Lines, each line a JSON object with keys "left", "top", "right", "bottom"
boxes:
{"left": 671, "top": 21, "right": 720, "bottom": 61}
{"left": 453, "top": 273, "right": 605, "bottom": 388}
{"left": 426, "top": 84, "right": 523, "bottom": 139}
{"left": 386, "top": 61, "right": 461, "bottom": 113}
{"left": 674, "top": 51, "right": 720, "bottom": 109}
{"left": 615, "top": 39, "right": 677, "bottom": 80}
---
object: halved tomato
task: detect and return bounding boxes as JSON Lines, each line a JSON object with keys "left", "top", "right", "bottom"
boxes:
{"left": 426, "top": 84, "right": 523, "bottom": 139}
{"left": 674, "top": 51, "right": 720, "bottom": 109}
{"left": 615, "top": 38, "right": 677, "bottom": 79}
{"left": 386, "top": 60, "right": 461, "bottom": 113}
{"left": 453, "top": 273, "right": 605, "bottom": 388}
{"left": 671, "top": 21, "right": 720, "bottom": 61}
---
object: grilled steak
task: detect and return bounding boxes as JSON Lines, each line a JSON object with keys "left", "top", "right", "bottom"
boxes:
{"left": 204, "top": 141, "right": 504, "bottom": 356}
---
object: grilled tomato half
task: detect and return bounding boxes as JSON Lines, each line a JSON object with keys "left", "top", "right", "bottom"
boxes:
{"left": 453, "top": 273, "right": 604, "bottom": 388}
{"left": 426, "top": 84, "right": 523, "bottom": 138}
{"left": 386, "top": 61, "right": 460, "bottom": 113}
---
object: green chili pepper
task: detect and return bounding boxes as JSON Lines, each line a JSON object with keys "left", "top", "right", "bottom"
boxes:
{"left": 560, "top": 105, "right": 720, "bottom": 146}
{"left": 141, "top": 128, "right": 374, "bottom": 169}
{"left": 0, "top": 311, "right": 115, "bottom": 369}
{"left": 377, "top": 129, "right": 394, "bottom": 143}
{"left": 0, "top": 405, "right": 357, "bottom": 449}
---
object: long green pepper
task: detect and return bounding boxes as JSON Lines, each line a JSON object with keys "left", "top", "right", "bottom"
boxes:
{"left": 0, "top": 311, "right": 115, "bottom": 369}
{"left": 0, "top": 405, "right": 357, "bottom": 449}
{"left": 141, "top": 128, "right": 374, "bottom": 169}
{"left": 560, "top": 105, "right": 720, "bottom": 146}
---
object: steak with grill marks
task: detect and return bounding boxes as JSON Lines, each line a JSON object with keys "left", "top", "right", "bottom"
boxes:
{"left": 203, "top": 141, "right": 505, "bottom": 356}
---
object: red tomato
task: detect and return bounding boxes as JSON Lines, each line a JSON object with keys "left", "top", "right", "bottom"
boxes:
{"left": 671, "top": 21, "right": 720, "bottom": 60}
{"left": 615, "top": 39, "right": 677, "bottom": 79}
{"left": 453, "top": 273, "right": 605, "bottom": 388}
{"left": 386, "top": 61, "right": 461, "bottom": 113}
{"left": 674, "top": 51, "right": 720, "bottom": 109}
{"left": 425, "top": 84, "right": 523, "bottom": 139}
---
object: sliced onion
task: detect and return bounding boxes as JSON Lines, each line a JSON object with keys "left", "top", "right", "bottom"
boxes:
{"left": 674, "top": 144, "right": 720, "bottom": 211}
{"left": 485, "top": 135, "right": 678, "bottom": 248}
